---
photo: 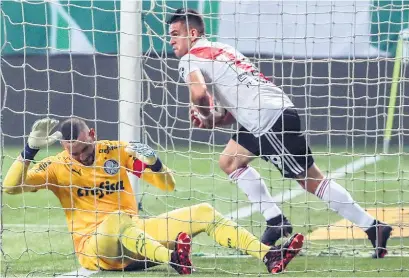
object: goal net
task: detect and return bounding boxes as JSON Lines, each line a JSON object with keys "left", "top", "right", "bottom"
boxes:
{"left": 1, "top": 0, "right": 409, "bottom": 276}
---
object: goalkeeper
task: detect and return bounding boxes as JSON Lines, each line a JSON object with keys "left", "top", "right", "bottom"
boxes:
{"left": 3, "top": 118, "right": 304, "bottom": 274}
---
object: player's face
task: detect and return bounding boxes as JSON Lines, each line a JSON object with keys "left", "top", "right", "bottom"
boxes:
{"left": 63, "top": 129, "right": 96, "bottom": 166}
{"left": 169, "top": 22, "right": 198, "bottom": 57}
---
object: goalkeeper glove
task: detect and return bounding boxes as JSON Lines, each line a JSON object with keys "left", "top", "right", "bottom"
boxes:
{"left": 125, "top": 142, "right": 163, "bottom": 172}
{"left": 21, "top": 118, "right": 62, "bottom": 160}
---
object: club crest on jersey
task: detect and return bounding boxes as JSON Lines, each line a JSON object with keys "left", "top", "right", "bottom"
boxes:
{"left": 104, "top": 159, "right": 119, "bottom": 175}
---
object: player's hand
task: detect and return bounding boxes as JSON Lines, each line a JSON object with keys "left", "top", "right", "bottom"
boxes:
{"left": 190, "top": 106, "right": 225, "bottom": 129}
{"left": 215, "top": 112, "right": 236, "bottom": 127}
{"left": 125, "top": 142, "right": 163, "bottom": 172}
{"left": 190, "top": 107, "right": 206, "bottom": 128}
{"left": 28, "top": 118, "right": 62, "bottom": 150}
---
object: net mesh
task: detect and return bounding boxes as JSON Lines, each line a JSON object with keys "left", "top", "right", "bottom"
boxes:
{"left": 1, "top": 0, "right": 409, "bottom": 276}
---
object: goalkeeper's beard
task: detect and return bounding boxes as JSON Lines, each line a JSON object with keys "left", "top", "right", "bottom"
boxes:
{"left": 80, "top": 149, "right": 95, "bottom": 166}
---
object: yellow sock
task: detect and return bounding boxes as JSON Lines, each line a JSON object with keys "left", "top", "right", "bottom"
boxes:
{"left": 206, "top": 214, "right": 270, "bottom": 260}
{"left": 120, "top": 223, "right": 172, "bottom": 263}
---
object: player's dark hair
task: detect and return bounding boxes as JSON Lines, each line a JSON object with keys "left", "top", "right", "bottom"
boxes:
{"left": 166, "top": 8, "right": 205, "bottom": 35}
{"left": 60, "top": 118, "right": 89, "bottom": 141}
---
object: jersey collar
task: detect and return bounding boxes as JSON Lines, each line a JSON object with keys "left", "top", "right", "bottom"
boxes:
{"left": 190, "top": 37, "right": 208, "bottom": 51}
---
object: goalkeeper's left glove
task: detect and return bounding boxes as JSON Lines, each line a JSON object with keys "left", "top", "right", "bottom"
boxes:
{"left": 125, "top": 142, "right": 163, "bottom": 172}
{"left": 22, "top": 118, "right": 62, "bottom": 161}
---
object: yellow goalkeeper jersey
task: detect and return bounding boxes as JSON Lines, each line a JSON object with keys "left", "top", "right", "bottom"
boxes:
{"left": 25, "top": 140, "right": 146, "bottom": 254}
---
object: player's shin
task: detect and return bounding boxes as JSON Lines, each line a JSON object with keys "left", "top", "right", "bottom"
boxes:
{"left": 120, "top": 224, "right": 172, "bottom": 263}
{"left": 205, "top": 210, "right": 271, "bottom": 260}
{"left": 315, "top": 179, "right": 375, "bottom": 230}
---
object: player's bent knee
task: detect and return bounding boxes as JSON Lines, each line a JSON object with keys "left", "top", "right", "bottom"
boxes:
{"left": 192, "top": 202, "right": 214, "bottom": 215}
{"left": 218, "top": 155, "right": 240, "bottom": 175}
{"left": 298, "top": 164, "right": 325, "bottom": 193}
{"left": 219, "top": 153, "right": 250, "bottom": 175}
{"left": 197, "top": 202, "right": 214, "bottom": 211}
{"left": 218, "top": 155, "right": 231, "bottom": 174}
{"left": 195, "top": 202, "right": 223, "bottom": 219}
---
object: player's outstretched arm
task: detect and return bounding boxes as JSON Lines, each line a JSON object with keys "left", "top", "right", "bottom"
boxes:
{"left": 125, "top": 142, "right": 176, "bottom": 192}
{"left": 3, "top": 118, "right": 61, "bottom": 194}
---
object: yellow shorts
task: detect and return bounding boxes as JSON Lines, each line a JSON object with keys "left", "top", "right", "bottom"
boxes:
{"left": 78, "top": 203, "right": 214, "bottom": 270}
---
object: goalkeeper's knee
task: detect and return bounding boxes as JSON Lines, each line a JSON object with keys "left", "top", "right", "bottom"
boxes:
{"left": 194, "top": 202, "right": 223, "bottom": 221}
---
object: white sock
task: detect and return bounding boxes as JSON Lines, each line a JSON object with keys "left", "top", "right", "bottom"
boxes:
{"left": 315, "top": 179, "right": 375, "bottom": 231}
{"left": 229, "top": 166, "right": 282, "bottom": 221}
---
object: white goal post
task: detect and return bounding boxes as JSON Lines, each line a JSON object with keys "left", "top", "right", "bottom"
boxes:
{"left": 119, "top": 0, "right": 143, "bottom": 206}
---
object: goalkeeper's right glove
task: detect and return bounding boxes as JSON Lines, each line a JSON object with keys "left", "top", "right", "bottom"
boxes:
{"left": 21, "top": 118, "right": 62, "bottom": 160}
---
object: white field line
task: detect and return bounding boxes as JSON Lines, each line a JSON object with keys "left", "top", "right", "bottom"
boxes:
{"left": 55, "top": 268, "right": 98, "bottom": 278}
{"left": 196, "top": 253, "right": 409, "bottom": 258}
{"left": 4, "top": 224, "right": 66, "bottom": 228}
{"left": 224, "top": 155, "right": 382, "bottom": 220}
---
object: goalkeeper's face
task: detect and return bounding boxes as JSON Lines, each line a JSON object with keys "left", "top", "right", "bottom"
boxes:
{"left": 63, "top": 129, "right": 96, "bottom": 166}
